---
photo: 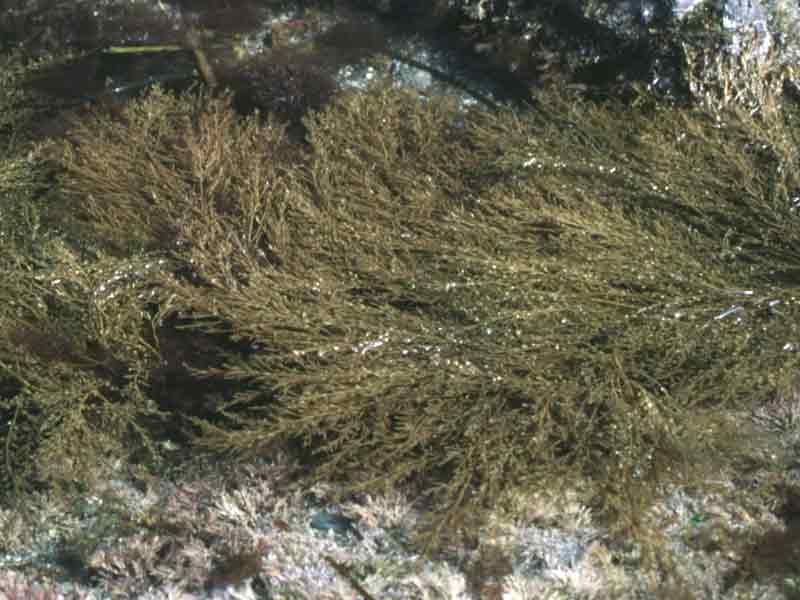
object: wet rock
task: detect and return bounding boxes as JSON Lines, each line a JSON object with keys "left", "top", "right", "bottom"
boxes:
{"left": 310, "top": 510, "right": 363, "bottom": 541}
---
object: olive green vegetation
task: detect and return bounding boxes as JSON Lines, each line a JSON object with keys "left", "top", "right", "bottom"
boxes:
{"left": 0, "top": 53, "right": 166, "bottom": 497}
{"left": 3, "top": 50, "right": 800, "bottom": 569}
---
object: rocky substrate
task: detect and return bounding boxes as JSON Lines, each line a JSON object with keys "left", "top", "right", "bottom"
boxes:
{"left": 1, "top": 418, "right": 798, "bottom": 600}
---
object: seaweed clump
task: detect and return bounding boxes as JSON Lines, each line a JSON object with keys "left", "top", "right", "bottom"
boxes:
{"left": 0, "top": 52, "right": 167, "bottom": 500}
{"left": 173, "top": 85, "right": 800, "bottom": 559}
{"left": 4, "top": 44, "right": 800, "bottom": 577}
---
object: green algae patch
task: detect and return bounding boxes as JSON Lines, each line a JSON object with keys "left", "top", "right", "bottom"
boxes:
{"left": 0, "top": 54, "right": 166, "bottom": 499}
{"left": 4, "top": 61, "right": 800, "bottom": 571}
